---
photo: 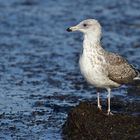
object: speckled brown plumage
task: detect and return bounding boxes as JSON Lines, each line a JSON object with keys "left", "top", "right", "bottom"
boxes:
{"left": 105, "top": 52, "right": 137, "bottom": 84}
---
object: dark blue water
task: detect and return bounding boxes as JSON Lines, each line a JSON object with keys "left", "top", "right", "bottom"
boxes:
{"left": 0, "top": 0, "right": 139, "bottom": 139}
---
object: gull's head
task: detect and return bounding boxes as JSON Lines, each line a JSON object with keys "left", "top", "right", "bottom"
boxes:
{"left": 67, "top": 19, "right": 101, "bottom": 35}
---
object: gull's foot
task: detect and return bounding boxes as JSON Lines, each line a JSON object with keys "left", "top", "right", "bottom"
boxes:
{"left": 107, "top": 111, "right": 114, "bottom": 116}
{"left": 97, "top": 105, "right": 102, "bottom": 111}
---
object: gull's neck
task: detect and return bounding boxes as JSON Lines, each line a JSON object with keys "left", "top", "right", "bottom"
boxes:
{"left": 83, "top": 31, "right": 104, "bottom": 53}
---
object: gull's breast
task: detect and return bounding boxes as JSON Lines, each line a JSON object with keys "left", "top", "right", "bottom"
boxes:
{"left": 79, "top": 54, "right": 112, "bottom": 88}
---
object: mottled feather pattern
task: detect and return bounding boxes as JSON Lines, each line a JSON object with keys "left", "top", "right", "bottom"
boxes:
{"left": 105, "top": 52, "right": 137, "bottom": 84}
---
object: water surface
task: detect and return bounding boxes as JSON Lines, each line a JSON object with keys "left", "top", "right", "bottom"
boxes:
{"left": 0, "top": 0, "right": 140, "bottom": 139}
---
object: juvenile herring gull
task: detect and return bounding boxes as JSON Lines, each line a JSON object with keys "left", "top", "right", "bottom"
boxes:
{"left": 66, "top": 19, "right": 140, "bottom": 115}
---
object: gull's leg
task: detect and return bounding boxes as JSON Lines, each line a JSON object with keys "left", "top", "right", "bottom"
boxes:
{"left": 97, "top": 90, "right": 102, "bottom": 110}
{"left": 107, "top": 88, "right": 113, "bottom": 115}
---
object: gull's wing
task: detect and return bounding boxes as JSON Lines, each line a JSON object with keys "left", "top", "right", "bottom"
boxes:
{"left": 105, "top": 52, "right": 137, "bottom": 84}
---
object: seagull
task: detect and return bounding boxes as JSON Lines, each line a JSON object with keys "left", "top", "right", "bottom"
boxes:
{"left": 66, "top": 19, "right": 140, "bottom": 115}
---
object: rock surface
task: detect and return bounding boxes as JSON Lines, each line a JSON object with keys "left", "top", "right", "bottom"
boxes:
{"left": 63, "top": 102, "right": 140, "bottom": 140}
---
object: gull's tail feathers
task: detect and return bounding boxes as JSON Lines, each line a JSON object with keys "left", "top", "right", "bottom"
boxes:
{"left": 133, "top": 68, "right": 140, "bottom": 81}
{"left": 129, "top": 64, "right": 140, "bottom": 81}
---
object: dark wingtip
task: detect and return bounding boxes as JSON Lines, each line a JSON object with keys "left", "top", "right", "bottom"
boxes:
{"left": 66, "top": 28, "right": 72, "bottom": 32}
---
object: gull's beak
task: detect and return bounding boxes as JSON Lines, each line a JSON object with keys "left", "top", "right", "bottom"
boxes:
{"left": 66, "top": 25, "right": 78, "bottom": 32}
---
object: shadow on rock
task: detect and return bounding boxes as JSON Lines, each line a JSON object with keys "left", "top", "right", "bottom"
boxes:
{"left": 62, "top": 102, "right": 140, "bottom": 140}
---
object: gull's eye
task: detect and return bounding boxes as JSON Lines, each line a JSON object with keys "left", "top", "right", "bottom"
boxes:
{"left": 83, "top": 23, "right": 87, "bottom": 27}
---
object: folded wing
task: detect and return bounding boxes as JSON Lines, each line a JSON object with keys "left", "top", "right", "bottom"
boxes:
{"left": 105, "top": 52, "right": 137, "bottom": 84}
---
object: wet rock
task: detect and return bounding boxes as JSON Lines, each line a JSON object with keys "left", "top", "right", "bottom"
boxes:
{"left": 63, "top": 102, "right": 140, "bottom": 140}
